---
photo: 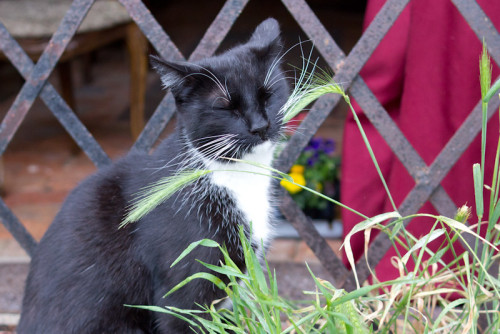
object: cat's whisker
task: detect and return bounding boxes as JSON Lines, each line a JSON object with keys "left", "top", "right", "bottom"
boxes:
{"left": 193, "top": 135, "right": 239, "bottom": 165}
{"left": 195, "top": 135, "right": 237, "bottom": 151}
{"left": 264, "top": 38, "right": 312, "bottom": 89}
{"left": 203, "top": 139, "right": 238, "bottom": 164}
{"left": 262, "top": 70, "right": 296, "bottom": 89}
{"left": 192, "top": 63, "right": 231, "bottom": 101}
{"left": 196, "top": 134, "right": 236, "bottom": 152}
{"left": 182, "top": 71, "right": 230, "bottom": 101}
{"left": 153, "top": 134, "right": 207, "bottom": 172}
{"left": 190, "top": 133, "right": 229, "bottom": 143}
{"left": 282, "top": 127, "right": 305, "bottom": 137}
{"left": 224, "top": 77, "right": 230, "bottom": 101}
{"left": 211, "top": 96, "right": 231, "bottom": 109}
{"left": 265, "top": 74, "right": 297, "bottom": 91}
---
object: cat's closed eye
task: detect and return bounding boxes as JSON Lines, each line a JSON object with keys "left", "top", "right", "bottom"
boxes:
{"left": 258, "top": 88, "right": 273, "bottom": 107}
{"left": 211, "top": 97, "right": 232, "bottom": 110}
{"left": 259, "top": 87, "right": 273, "bottom": 100}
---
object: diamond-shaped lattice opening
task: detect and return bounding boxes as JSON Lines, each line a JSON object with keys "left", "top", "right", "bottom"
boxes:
{"left": 147, "top": 0, "right": 226, "bottom": 58}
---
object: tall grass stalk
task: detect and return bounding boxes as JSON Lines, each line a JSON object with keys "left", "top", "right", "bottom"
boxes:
{"left": 475, "top": 41, "right": 500, "bottom": 333}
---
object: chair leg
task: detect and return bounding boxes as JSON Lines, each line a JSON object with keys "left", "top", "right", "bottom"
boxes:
{"left": 57, "top": 62, "right": 81, "bottom": 156}
{"left": 0, "top": 157, "right": 4, "bottom": 196}
{"left": 126, "top": 23, "right": 148, "bottom": 140}
{"left": 58, "top": 61, "right": 76, "bottom": 111}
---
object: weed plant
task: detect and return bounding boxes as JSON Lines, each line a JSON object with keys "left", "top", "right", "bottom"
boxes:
{"left": 125, "top": 43, "right": 500, "bottom": 333}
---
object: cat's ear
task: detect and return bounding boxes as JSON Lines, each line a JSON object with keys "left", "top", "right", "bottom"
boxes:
{"left": 150, "top": 55, "right": 197, "bottom": 89}
{"left": 249, "top": 18, "right": 282, "bottom": 59}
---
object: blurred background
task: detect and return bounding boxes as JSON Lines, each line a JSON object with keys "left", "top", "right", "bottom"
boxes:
{"left": 0, "top": 1, "right": 367, "bottom": 324}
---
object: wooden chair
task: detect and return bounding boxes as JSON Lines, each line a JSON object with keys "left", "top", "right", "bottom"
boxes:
{"left": 0, "top": 0, "right": 148, "bottom": 194}
{"left": 0, "top": 0, "right": 148, "bottom": 139}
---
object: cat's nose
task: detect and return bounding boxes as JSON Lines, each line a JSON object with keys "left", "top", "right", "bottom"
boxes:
{"left": 250, "top": 119, "right": 270, "bottom": 140}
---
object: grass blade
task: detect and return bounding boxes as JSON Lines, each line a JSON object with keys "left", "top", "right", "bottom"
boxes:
{"left": 171, "top": 239, "right": 220, "bottom": 268}
{"left": 164, "top": 272, "right": 227, "bottom": 298}
{"left": 342, "top": 211, "right": 402, "bottom": 288}
{"left": 122, "top": 169, "right": 212, "bottom": 227}
{"left": 473, "top": 163, "right": 484, "bottom": 221}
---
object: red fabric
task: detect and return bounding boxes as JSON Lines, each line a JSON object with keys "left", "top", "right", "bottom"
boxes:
{"left": 341, "top": 0, "right": 500, "bottom": 281}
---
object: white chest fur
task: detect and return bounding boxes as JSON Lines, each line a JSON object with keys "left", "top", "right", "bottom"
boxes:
{"left": 203, "top": 141, "right": 275, "bottom": 248}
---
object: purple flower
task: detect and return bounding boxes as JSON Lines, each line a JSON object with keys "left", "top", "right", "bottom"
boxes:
{"left": 309, "top": 138, "right": 321, "bottom": 150}
{"left": 322, "top": 139, "right": 336, "bottom": 154}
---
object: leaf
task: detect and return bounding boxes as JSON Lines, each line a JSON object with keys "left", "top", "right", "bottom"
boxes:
{"left": 164, "top": 272, "right": 226, "bottom": 298}
{"left": 171, "top": 239, "right": 220, "bottom": 268}
{"left": 125, "top": 305, "right": 203, "bottom": 329}
{"left": 484, "top": 76, "right": 500, "bottom": 103}
{"left": 489, "top": 200, "right": 500, "bottom": 231}
{"left": 428, "top": 247, "right": 448, "bottom": 265}
{"left": 341, "top": 211, "right": 401, "bottom": 288}
{"left": 401, "top": 229, "right": 445, "bottom": 265}
{"left": 473, "top": 163, "right": 484, "bottom": 219}
{"left": 433, "top": 298, "right": 468, "bottom": 329}
{"left": 239, "top": 228, "right": 268, "bottom": 296}
{"left": 439, "top": 216, "right": 498, "bottom": 251}
{"left": 196, "top": 260, "right": 249, "bottom": 280}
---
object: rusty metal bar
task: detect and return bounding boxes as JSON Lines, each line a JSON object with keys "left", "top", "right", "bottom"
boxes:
{"left": 280, "top": 191, "right": 349, "bottom": 287}
{"left": 452, "top": 0, "right": 500, "bottom": 66}
{"left": 0, "top": 199, "right": 37, "bottom": 256}
{"left": 118, "top": 0, "right": 184, "bottom": 61}
{"left": 0, "top": 0, "right": 103, "bottom": 253}
{"left": 281, "top": 0, "right": 345, "bottom": 70}
{"left": 190, "top": 0, "right": 249, "bottom": 61}
{"left": 0, "top": 23, "right": 111, "bottom": 168}
{"left": 0, "top": 0, "right": 95, "bottom": 156}
{"left": 116, "top": 0, "right": 183, "bottom": 153}
{"left": 402, "top": 97, "right": 500, "bottom": 218}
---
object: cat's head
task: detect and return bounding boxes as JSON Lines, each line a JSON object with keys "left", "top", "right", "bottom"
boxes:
{"left": 151, "top": 18, "right": 289, "bottom": 161}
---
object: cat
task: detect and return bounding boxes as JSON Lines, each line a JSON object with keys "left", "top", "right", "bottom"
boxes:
{"left": 18, "top": 18, "right": 289, "bottom": 333}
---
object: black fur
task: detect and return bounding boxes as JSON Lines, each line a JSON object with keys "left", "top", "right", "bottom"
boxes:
{"left": 18, "top": 18, "right": 289, "bottom": 333}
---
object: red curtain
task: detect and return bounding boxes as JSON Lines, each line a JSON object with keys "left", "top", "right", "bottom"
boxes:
{"left": 341, "top": 0, "right": 500, "bottom": 281}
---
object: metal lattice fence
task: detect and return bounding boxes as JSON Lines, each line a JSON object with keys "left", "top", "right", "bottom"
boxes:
{"left": 0, "top": 0, "right": 499, "bottom": 290}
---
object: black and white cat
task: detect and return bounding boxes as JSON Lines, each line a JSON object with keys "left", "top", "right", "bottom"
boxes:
{"left": 18, "top": 18, "right": 289, "bottom": 333}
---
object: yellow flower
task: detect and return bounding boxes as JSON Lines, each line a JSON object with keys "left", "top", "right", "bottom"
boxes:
{"left": 281, "top": 165, "right": 306, "bottom": 194}
{"left": 290, "top": 164, "right": 305, "bottom": 174}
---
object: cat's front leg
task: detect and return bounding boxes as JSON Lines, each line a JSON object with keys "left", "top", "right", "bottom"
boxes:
{"left": 151, "top": 277, "right": 225, "bottom": 333}
{"left": 150, "top": 284, "right": 197, "bottom": 333}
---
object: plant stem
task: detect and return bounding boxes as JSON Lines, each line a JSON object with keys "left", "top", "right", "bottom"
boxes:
{"left": 343, "top": 94, "right": 398, "bottom": 212}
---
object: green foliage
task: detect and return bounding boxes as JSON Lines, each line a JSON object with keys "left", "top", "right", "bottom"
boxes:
{"left": 287, "top": 137, "right": 340, "bottom": 215}
{"left": 130, "top": 227, "right": 372, "bottom": 333}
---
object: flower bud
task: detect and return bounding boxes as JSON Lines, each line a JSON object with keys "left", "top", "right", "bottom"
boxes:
{"left": 454, "top": 205, "right": 471, "bottom": 223}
